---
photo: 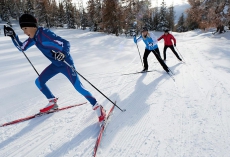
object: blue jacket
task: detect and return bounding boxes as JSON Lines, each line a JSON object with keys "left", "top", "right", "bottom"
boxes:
{"left": 12, "top": 27, "right": 74, "bottom": 67}
{"left": 134, "top": 32, "right": 158, "bottom": 50}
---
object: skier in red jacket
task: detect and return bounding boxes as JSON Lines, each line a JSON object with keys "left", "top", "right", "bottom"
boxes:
{"left": 158, "top": 30, "right": 182, "bottom": 61}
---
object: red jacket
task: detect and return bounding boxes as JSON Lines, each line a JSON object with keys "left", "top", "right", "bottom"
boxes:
{"left": 158, "top": 33, "right": 176, "bottom": 46}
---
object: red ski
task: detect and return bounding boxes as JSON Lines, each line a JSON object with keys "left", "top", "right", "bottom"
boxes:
{"left": 0, "top": 102, "right": 87, "bottom": 127}
{"left": 93, "top": 104, "right": 115, "bottom": 157}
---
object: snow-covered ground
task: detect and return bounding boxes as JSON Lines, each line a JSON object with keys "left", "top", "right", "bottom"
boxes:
{"left": 1, "top": 23, "right": 230, "bottom": 157}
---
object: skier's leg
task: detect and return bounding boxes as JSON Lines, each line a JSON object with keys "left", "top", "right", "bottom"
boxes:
{"left": 153, "top": 48, "right": 169, "bottom": 72}
{"left": 163, "top": 46, "right": 168, "bottom": 60}
{"left": 61, "top": 64, "right": 97, "bottom": 106}
{"left": 143, "top": 49, "right": 151, "bottom": 70}
{"left": 169, "top": 46, "right": 181, "bottom": 60}
{"left": 60, "top": 65, "right": 105, "bottom": 122}
{"left": 35, "top": 64, "right": 58, "bottom": 99}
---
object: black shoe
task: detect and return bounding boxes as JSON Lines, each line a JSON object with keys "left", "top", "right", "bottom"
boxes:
{"left": 142, "top": 69, "right": 148, "bottom": 72}
{"left": 165, "top": 68, "right": 170, "bottom": 73}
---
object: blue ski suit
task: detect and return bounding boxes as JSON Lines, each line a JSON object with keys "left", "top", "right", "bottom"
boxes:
{"left": 134, "top": 32, "right": 169, "bottom": 72}
{"left": 12, "top": 27, "right": 97, "bottom": 106}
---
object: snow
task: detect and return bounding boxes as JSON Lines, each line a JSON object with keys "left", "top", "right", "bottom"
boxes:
{"left": 1, "top": 22, "right": 230, "bottom": 157}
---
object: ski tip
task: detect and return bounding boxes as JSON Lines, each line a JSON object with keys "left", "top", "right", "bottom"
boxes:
{"left": 122, "top": 109, "right": 126, "bottom": 112}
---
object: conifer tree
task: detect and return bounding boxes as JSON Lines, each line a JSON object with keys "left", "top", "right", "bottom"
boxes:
{"left": 0, "top": 0, "right": 11, "bottom": 25}
{"left": 24, "top": 0, "right": 35, "bottom": 14}
{"left": 167, "top": 4, "right": 175, "bottom": 31}
{"left": 57, "top": 2, "right": 65, "bottom": 27}
{"left": 176, "top": 13, "right": 186, "bottom": 32}
{"left": 102, "top": 0, "right": 120, "bottom": 35}
{"left": 157, "top": 0, "right": 169, "bottom": 31}
{"left": 87, "top": 0, "right": 96, "bottom": 29}
{"left": 152, "top": 7, "right": 159, "bottom": 31}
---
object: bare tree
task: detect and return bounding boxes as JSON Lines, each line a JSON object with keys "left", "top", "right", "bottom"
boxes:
{"left": 187, "top": 0, "right": 229, "bottom": 33}
{"left": 101, "top": 0, "right": 121, "bottom": 36}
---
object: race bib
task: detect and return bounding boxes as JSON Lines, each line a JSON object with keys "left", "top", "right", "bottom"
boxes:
{"left": 148, "top": 42, "right": 154, "bottom": 47}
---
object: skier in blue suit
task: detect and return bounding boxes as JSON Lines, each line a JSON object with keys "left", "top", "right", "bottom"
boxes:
{"left": 134, "top": 27, "right": 170, "bottom": 73}
{"left": 4, "top": 14, "right": 106, "bottom": 123}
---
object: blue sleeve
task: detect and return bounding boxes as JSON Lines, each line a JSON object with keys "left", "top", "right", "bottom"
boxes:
{"left": 136, "top": 35, "right": 142, "bottom": 43}
{"left": 11, "top": 35, "right": 35, "bottom": 51}
{"left": 41, "top": 28, "right": 70, "bottom": 56}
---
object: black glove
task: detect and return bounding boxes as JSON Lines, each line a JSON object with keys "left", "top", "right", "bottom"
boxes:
{"left": 174, "top": 44, "right": 176, "bottom": 47}
{"left": 52, "top": 51, "right": 65, "bottom": 61}
{"left": 4, "top": 25, "right": 16, "bottom": 38}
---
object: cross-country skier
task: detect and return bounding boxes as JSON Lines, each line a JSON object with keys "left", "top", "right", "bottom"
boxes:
{"left": 157, "top": 30, "right": 182, "bottom": 61}
{"left": 4, "top": 14, "right": 106, "bottom": 123}
{"left": 134, "top": 27, "right": 170, "bottom": 73}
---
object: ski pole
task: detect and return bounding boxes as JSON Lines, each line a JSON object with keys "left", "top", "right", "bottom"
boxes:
{"left": 13, "top": 36, "right": 40, "bottom": 76}
{"left": 170, "top": 31, "right": 185, "bottom": 62}
{"left": 63, "top": 60, "right": 126, "bottom": 112}
{"left": 134, "top": 35, "right": 143, "bottom": 68}
{"left": 52, "top": 51, "right": 125, "bottom": 112}
{"left": 152, "top": 49, "right": 174, "bottom": 75}
{"left": 175, "top": 46, "right": 185, "bottom": 61}
{"left": 136, "top": 43, "right": 144, "bottom": 67}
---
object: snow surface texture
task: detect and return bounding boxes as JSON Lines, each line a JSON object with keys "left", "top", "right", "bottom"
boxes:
{"left": 1, "top": 23, "right": 230, "bottom": 157}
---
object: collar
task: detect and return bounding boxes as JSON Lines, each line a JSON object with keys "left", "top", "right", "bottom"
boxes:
{"left": 32, "top": 27, "right": 40, "bottom": 41}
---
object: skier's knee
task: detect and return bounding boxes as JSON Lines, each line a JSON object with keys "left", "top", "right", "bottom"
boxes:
{"left": 35, "top": 78, "right": 42, "bottom": 89}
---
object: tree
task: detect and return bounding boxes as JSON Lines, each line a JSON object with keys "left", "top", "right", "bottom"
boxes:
{"left": 75, "top": 0, "right": 87, "bottom": 29}
{"left": 35, "top": 0, "right": 51, "bottom": 28}
{"left": 176, "top": 13, "right": 186, "bottom": 32}
{"left": 157, "top": 0, "right": 169, "bottom": 31}
{"left": 81, "top": 8, "right": 87, "bottom": 29}
{"left": 87, "top": 0, "right": 96, "bottom": 30}
{"left": 167, "top": 4, "right": 175, "bottom": 31}
{"left": 24, "top": 0, "right": 35, "bottom": 15}
{"left": 56, "top": 2, "right": 65, "bottom": 27}
{"left": 102, "top": 0, "right": 121, "bottom": 35}
{"left": 187, "top": 0, "right": 228, "bottom": 33}
{"left": 120, "top": 0, "right": 137, "bottom": 35}
{"left": 152, "top": 7, "right": 159, "bottom": 31}
{"left": 137, "top": 0, "right": 152, "bottom": 30}
{"left": 0, "top": 0, "right": 11, "bottom": 25}
{"left": 67, "top": 2, "right": 76, "bottom": 29}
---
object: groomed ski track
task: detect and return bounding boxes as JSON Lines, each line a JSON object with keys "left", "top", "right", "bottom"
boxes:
{"left": 0, "top": 27, "right": 230, "bottom": 157}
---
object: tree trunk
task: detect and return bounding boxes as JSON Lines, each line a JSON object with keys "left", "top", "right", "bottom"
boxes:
{"left": 215, "top": 25, "right": 225, "bottom": 34}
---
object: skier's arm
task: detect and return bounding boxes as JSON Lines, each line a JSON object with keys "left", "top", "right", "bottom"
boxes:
{"left": 12, "top": 35, "right": 35, "bottom": 51}
{"left": 42, "top": 28, "right": 70, "bottom": 56}
{"left": 157, "top": 35, "right": 163, "bottom": 41}
{"left": 171, "top": 34, "right": 176, "bottom": 46}
{"left": 134, "top": 35, "right": 142, "bottom": 44}
{"left": 4, "top": 25, "right": 34, "bottom": 51}
{"left": 136, "top": 36, "right": 142, "bottom": 43}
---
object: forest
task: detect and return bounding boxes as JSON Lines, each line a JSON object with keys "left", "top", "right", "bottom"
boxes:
{"left": 0, "top": 0, "right": 229, "bottom": 36}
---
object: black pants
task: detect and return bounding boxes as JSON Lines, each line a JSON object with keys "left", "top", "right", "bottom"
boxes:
{"left": 143, "top": 48, "right": 169, "bottom": 72}
{"left": 163, "top": 45, "right": 181, "bottom": 60}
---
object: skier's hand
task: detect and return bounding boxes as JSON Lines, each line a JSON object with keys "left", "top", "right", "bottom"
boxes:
{"left": 53, "top": 51, "right": 65, "bottom": 61}
{"left": 4, "top": 25, "right": 15, "bottom": 38}
{"left": 174, "top": 44, "right": 176, "bottom": 47}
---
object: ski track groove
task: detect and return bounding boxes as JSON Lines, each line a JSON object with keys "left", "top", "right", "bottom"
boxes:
{"left": 1, "top": 109, "right": 80, "bottom": 156}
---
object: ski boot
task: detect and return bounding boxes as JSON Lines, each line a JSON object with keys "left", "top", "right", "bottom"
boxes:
{"left": 40, "top": 98, "right": 59, "bottom": 113}
{"left": 93, "top": 102, "right": 106, "bottom": 124}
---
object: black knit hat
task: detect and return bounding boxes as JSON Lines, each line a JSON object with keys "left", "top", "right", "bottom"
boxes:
{"left": 142, "top": 27, "right": 148, "bottom": 32}
{"left": 164, "top": 29, "right": 169, "bottom": 33}
{"left": 19, "top": 14, "right": 37, "bottom": 28}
